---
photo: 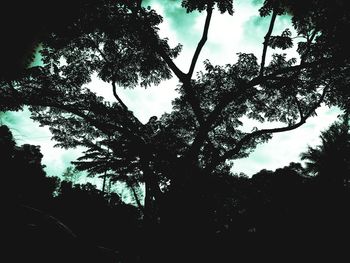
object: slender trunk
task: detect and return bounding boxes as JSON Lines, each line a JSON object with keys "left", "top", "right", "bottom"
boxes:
{"left": 139, "top": 156, "right": 160, "bottom": 263}
{"left": 129, "top": 184, "right": 144, "bottom": 212}
{"left": 102, "top": 173, "right": 106, "bottom": 194}
{"left": 143, "top": 177, "right": 153, "bottom": 223}
{"left": 108, "top": 178, "right": 112, "bottom": 193}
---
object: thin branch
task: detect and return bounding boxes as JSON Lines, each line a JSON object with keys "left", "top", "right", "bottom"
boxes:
{"left": 27, "top": 98, "right": 141, "bottom": 143}
{"left": 85, "top": 37, "right": 111, "bottom": 64}
{"left": 294, "top": 95, "right": 304, "bottom": 120}
{"left": 85, "top": 36, "right": 132, "bottom": 114}
{"left": 9, "top": 78, "right": 144, "bottom": 142}
{"left": 87, "top": 37, "right": 131, "bottom": 114}
{"left": 111, "top": 81, "right": 128, "bottom": 111}
{"left": 153, "top": 43, "right": 187, "bottom": 81}
{"left": 187, "top": 4, "right": 213, "bottom": 78}
{"left": 86, "top": 37, "right": 135, "bottom": 118}
{"left": 251, "top": 58, "right": 333, "bottom": 86}
{"left": 21, "top": 204, "right": 77, "bottom": 238}
{"left": 260, "top": 10, "right": 277, "bottom": 76}
{"left": 126, "top": 180, "right": 145, "bottom": 214}
{"left": 130, "top": 185, "right": 144, "bottom": 212}
{"left": 300, "top": 30, "right": 317, "bottom": 65}
{"left": 303, "top": 85, "right": 328, "bottom": 119}
{"left": 110, "top": 81, "right": 146, "bottom": 139}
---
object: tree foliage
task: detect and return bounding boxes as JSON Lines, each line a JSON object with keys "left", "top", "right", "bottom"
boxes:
{"left": 181, "top": 0, "right": 234, "bottom": 14}
{"left": 301, "top": 114, "right": 350, "bottom": 185}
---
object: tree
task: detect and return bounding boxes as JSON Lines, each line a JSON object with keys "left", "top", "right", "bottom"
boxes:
{"left": 1, "top": 0, "right": 349, "bottom": 231}
{"left": 62, "top": 166, "right": 83, "bottom": 183}
{"left": 71, "top": 138, "right": 145, "bottom": 209}
{"left": 0, "top": 125, "right": 59, "bottom": 207}
{"left": 301, "top": 113, "right": 350, "bottom": 186}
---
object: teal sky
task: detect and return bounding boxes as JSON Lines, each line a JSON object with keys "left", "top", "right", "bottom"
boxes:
{"left": 29, "top": 44, "right": 43, "bottom": 67}
{"left": 1, "top": 0, "right": 340, "bottom": 181}
{"left": 143, "top": 0, "right": 201, "bottom": 45}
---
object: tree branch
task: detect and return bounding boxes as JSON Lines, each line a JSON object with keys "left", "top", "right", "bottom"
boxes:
{"left": 110, "top": 81, "right": 146, "bottom": 140}
{"left": 300, "top": 30, "right": 318, "bottom": 64}
{"left": 86, "top": 37, "right": 132, "bottom": 114}
{"left": 181, "top": 4, "right": 214, "bottom": 125}
{"left": 21, "top": 204, "right": 77, "bottom": 238}
{"left": 187, "top": 4, "right": 213, "bottom": 78}
{"left": 85, "top": 36, "right": 111, "bottom": 64}
{"left": 182, "top": 82, "right": 205, "bottom": 124}
{"left": 184, "top": 55, "right": 334, "bottom": 165}
{"left": 294, "top": 95, "right": 304, "bottom": 120}
{"left": 251, "top": 58, "right": 333, "bottom": 86}
{"left": 123, "top": 0, "right": 187, "bottom": 82}
{"left": 125, "top": 179, "right": 145, "bottom": 215}
{"left": 185, "top": 92, "right": 233, "bottom": 162}
{"left": 26, "top": 97, "right": 141, "bottom": 142}
{"left": 260, "top": 10, "right": 277, "bottom": 76}
{"left": 86, "top": 36, "right": 138, "bottom": 122}
{"left": 154, "top": 44, "right": 187, "bottom": 81}
{"left": 205, "top": 86, "right": 329, "bottom": 172}
{"left": 111, "top": 81, "right": 128, "bottom": 111}
{"left": 123, "top": 1, "right": 208, "bottom": 126}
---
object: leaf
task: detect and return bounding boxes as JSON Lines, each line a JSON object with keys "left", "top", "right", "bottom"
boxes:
{"left": 268, "top": 29, "right": 293, "bottom": 50}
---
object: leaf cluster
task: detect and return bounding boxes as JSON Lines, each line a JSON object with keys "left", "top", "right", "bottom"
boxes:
{"left": 181, "top": 0, "right": 234, "bottom": 14}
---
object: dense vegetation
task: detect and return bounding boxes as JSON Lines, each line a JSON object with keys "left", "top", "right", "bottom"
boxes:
{"left": 1, "top": 0, "right": 350, "bottom": 262}
{"left": 4, "top": 114, "right": 350, "bottom": 261}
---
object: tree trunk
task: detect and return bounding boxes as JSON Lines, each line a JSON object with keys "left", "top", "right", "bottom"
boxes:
{"left": 101, "top": 173, "right": 106, "bottom": 194}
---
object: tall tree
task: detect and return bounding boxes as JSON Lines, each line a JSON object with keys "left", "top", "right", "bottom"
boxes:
{"left": 1, "top": 0, "right": 349, "bottom": 223}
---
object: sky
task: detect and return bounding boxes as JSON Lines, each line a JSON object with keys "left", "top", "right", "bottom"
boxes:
{"left": 0, "top": 0, "right": 340, "bottom": 180}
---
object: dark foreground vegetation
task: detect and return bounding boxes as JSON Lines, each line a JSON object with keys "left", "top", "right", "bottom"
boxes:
{"left": 3, "top": 118, "right": 350, "bottom": 262}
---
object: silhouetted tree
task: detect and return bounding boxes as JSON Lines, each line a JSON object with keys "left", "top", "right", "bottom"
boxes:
{"left": 1, "top": 126, "right": 141, "bottom": 262}
{"left": 1, "top": 1, "right": 350, "bottom": 259}
{"left": 62, "top": 165, "right": 83, "bottom": 183}
{"left": 301, "top": 113, "right": 350, "bottom": 186}
{"left": 0, "top": 125, "right": 59, "bottom": 206}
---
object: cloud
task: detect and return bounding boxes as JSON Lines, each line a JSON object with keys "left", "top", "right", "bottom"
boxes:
{"left": 145, "top": 0, "right": 200, "bottom": 42}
